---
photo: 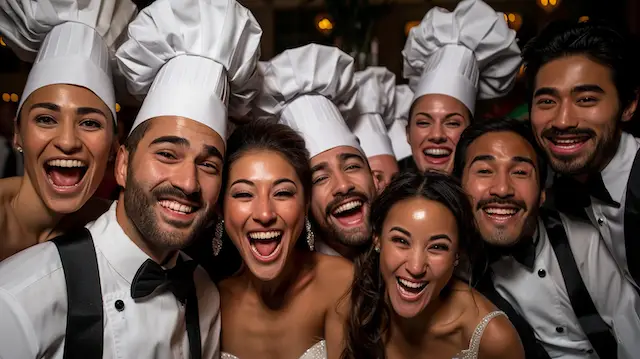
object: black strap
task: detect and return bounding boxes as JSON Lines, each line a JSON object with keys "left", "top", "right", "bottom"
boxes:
{"left": 186, "top": 284, "right": 202, "bottom": 359}
{"left": 624, "top": 149, "right": 640, "bottom": 287}
{"left": 540, "top": 209, "right": 617, "bottom": 358}
{"left": 52, "top": 228, "right": 104, "bottom": 359}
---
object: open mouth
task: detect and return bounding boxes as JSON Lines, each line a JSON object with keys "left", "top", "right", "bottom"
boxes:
{"left": 158, "top": 200, "right": 197, "bottom": 215}
{"left": 546, "top": 134, "right": 591, "bottom": 154}
{"left": 331, "top": 199, "right": 365, "bottom": 226}
{"left": 482, "top": 206, "right": 521, "bottom": 222}
{"left": 248, "top": 230, "right": 283, "bottom": 262}
{"left": 422, "top": 148, "right": 452, "bottom": 165}
{"left": 396, "top": 277, "right": 428, "bottom": 300}
{"left": 45, "top": 159, "right": 88, "bottom": 190}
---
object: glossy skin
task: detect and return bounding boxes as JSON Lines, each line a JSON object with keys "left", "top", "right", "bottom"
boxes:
{"left": 224, "top": 151, "right": 305, "bottom": 281}
{"left": 309, "top": 146, "right": 377, "bottom": 258}
{"left": 14, "top": 84, "right": 115, "bottom": 214}
{"left": 407, "top": 94, "right": 471, "bottom": 174}
{"left": 114, "top": 116, "right": 224, "bottom": 262}
{"left": 530, "top": 55, "right": 637, "bottom": 176}
{"left": 369, "top": 154, "right": 400, "bottom": 193}
{"left": 461, "top": 131, "right": 544, "bottom": 246}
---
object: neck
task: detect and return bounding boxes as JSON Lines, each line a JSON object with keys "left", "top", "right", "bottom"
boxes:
{"left": 389, "top": 295, "right": 443, "bottom": 345}
{"left": 10, "top": 175, "right": 63, "bottom": 243}
{"left": 321, "top": 235, "right": 365, "bottom": 261}
{"left": 115, "top": 196, "right": 177, "bottom": 265}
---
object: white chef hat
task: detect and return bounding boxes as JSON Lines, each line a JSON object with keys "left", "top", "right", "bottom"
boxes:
{"left": 387, "top": 85, "right": 413, "bottom": 161}
{"left": 402, "top": 0, "right": 521, "bottom": 114}
{"left": 350, "top": 67, "right": 396, "bottom": 158}
{"left": 254, "top": 44, "right": 360, "bottom": 158}
{"left": 0, "top": 0, "right": 137, "bottom": 119}
{"left": 116, "top": 0, "right": 262, "bottom": 141}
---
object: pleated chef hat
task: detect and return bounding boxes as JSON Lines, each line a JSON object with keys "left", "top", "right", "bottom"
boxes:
{"left": 402, "top": 0, "right": 521, "bottom": 114}
{"left": 350, "top": 67, "right": 396, "bottom": 158}
{"left": 0, "top": 0, "right": 137, "bottom": 119}
{"left": 116, "top": 0, "right": 262, "bottom": 142}
{"left": 387, "top": 85, "right": 413, "bottom": 161}
{"left": 253, "top": 44, "right": 360, "bottom": 158}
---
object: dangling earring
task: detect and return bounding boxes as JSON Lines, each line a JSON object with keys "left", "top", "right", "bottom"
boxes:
{"left": 374, "top": 246, "right": 380, "bottom": 253}
{"left": 454, "top": 254, "right": 460, "bottom": 267}
{"left": 305, "top": 217, "right": 315, "bottom": 251}
{"left": 212, "top": 220, "right": 224, "bottom": 256}
{"left": 16, "top": 146, "right": 22, "bottom": 153}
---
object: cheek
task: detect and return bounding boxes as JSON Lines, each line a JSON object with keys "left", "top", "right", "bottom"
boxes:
{"left": 409, "top": 125, "right": 427, "bottom": 144}
{"left": 380, "top": 249, "right": 404, "bottom": 277}
{"left": 21, "top": 125, "right": 51, "bottom": 154}
{"left": 428, "top": 255, "right": 456, "bottom": 278}
{"left": 84, "top": 131, "right": 114, "bottom": 161}
{"left": 199, "top": 175, "right": 222, "bottom": 205}
{"left": 310, "top": 188, "right": 329, "bottom": 215}
{"left": 445, "top": 126, "right": 466, "bottom": 145}
{"left": 223, "top": 200, "right": 252, "bottom": 243}
{"left": 462, "top": 178, "right": 487, "bottom": 205}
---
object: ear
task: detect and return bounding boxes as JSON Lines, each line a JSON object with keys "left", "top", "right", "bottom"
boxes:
{"left": 114, "top": 145, "right": 130, "bottom": 188}
{"left": 372, "top": 171, "right": 383, "bottom": 193}
{"left": 373, "top": 234, "right": 381, "bottom": 249}
{"left": 405, "top": 121, "right": 412, "bottom": 146}
{"left": 539, "top": 188, "right": 547, "bottom": 208}
{"left": 12, "top": 116, "right": 21, "bottom": 149}
{"left": 622, "top": 93, "right": 638, "bottom": 122}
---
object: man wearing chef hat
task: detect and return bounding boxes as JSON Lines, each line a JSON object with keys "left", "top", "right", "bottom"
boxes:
{"left": 350, "top": 67, "right": 399, "bottom": 193}
{"left": 254, "top": 44, "right": 377, "bottom": 260}
{"left": 403, "top": 0, "right": 521, "bottom": 174}
{"left": 388, "top": 84, "right": 416, "bottom": 171}
{"left": 0, "top": 0, "right": 261, "bottom": 357}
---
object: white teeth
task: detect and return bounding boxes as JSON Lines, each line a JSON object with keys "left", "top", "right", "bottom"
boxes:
{"left": 47, "top": 159, "right": 86, "bottom": 168}
{"left": 398, "top": 278, "right": 427, "bottom": 289}
{"left": 159, "top": 200, "right": 193, "bottom": 214}
{"left": 484, "top": 207, "right": 518, "bottom": 215}
{"left": 423, "top": 148, "right": 451, "bottom": 156}
{"left": 248, "top": 231, "right": 282, "bottom": 240}
{"left": 553, "top": 138, "right": 587, "bottom": 146}
{"left": 333, "top": 200, "right": 363, "bottom": 215}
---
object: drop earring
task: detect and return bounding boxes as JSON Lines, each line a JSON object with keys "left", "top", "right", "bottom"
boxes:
{"left": 305, "top": 217, "right": 315, "bottom": 251}
{"left": 16, "top": 147, "right": 22, "bottom": 153}
{"left": 212, "top": 220, "right": 224, "bottom": 256}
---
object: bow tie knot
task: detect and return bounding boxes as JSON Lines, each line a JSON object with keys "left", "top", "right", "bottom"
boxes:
{"left": 131, "top": 258, "right": 197, "bottom": 303}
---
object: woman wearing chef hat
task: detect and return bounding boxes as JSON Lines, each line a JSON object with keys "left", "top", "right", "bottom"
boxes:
{"left": 387, "top": 84, "right": 416, "bottom": 171}
{"left": 403, "top": 0, "right": 521, "bottom": 174}
{"left": 350, "top": 66, "right": 399, "bottom": 193}
{"left": 0, "top": 0, "right": 136, "bottom": 260}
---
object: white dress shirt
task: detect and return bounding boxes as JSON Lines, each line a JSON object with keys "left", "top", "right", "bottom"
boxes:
{"left": 585, "top": 132, "right": 640, "bottom": 289}
{"left": 314, "top": 240, "right": 342, "bottom": 258}
{"left": 0, "top": 202, "right": 221, "bottom": 359}
{"left": 491, "top": 213, "right": 640, "bottom": 359}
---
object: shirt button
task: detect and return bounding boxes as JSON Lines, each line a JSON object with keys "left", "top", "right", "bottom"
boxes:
{"left": 538, "top": 269, "right": 547, "bottom": 278}
{"left": 115, "top": 300, "right": 125, "bottom": 312}
{"left": 555, "top": 326, "right": 564, "bottom": 333}
{"left": 597, "top": 218, "right": 604, "bottom": 226}
{"left": 587, "top": 349, "right": 594, "bottom": 354}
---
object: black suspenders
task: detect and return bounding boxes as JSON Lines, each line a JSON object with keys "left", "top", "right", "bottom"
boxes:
{"left": 540, "top": 209, "right": 618, "bottom": 358}
{"left": 52, "top": 228, "right": 104, "bottom": 359}
{"left": 623, "top": 149, "right": 640, "bottom": 287}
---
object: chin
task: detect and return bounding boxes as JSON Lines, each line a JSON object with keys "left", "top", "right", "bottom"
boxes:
{"left": 44, "top": 195, "right": 90, "bottom": 215}
{"left": 389, "top": 293, "right": 431, "bottom": 319}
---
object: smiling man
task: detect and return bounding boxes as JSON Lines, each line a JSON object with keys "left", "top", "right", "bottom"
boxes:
{"left": 0, "top": 0, "right": 262, "bottom": 357}
{"left": 524, "top": 21, "right": 640, "bottom": 290}
{"left": 254, "top": 44, "right": 377, "bottom": 260}
{"left": 455, "top": 118, "right": 640, "bottom": 359}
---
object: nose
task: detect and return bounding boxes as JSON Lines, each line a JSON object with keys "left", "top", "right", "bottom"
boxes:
{"left": 553, "top": 100, "right": 579, "bottom": 129}
{"left": 406, "top": 248, "right": 427, "bottom": 278}
{"left": 252, "top": 194, "right": 277, "bottom": 226}
{"left": 53, "top": 120, "right": 82, "bottom": 154}
{"left": 427, "top": 123, "right": 446, "bottom": 144}
{"left": 331, "top": 170, "right": 356, "bottom": 197}
{"left": 489, "top": 170, "right": 515, "bottom": 198}
{"left": 171, "top": 163, "right": 200, "bottom": 195}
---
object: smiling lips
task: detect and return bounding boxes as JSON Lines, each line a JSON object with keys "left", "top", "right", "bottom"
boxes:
{"left": 482, "top": 205, "right": 520, "bottom": 223}
{"left": 422, "top": 147, "right": 452, "bottom": 165}
{"left": 396, "top": 277, "right": 429, "bottom": 301}
{"left": 331, "top": 199, "right": 365, "bottom": 226}
{"left": 546, "top": 133, "right": 591, "bottom": 156}
{"left": 45, "top": 159, "right": 88, "bottom": 192}
{"left": 248, "top": 230, "right": 283, "bottom": 262}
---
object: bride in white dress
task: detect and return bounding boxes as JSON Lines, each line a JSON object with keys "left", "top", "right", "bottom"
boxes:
{"left": 216, "top": 120, "right": 352, "bottom": 359}
{"left": 342, "top": 171, "right": 525, "bottom": 359}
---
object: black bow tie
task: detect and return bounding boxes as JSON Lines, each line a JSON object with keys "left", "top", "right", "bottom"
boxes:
{"left": 554, "top": 175, "right": 620, "bottom": 212}
{"left": 131, "top": 258, "right": 197, "bottom": 303}
{"left": 489, "top": 234, "right": 539, "bottom": 271}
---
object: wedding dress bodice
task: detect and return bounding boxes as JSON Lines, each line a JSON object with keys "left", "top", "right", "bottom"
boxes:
{"left": 221, "top": 340, "right": 326, "bottom": 359}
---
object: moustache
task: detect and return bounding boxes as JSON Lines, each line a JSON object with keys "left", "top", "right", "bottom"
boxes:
{"left": 153, "top": 186, "right": 203, "bottom": 209}
{"left": 541, "top": 127, "right": 596, "bottom": 139}
{"left": 476, "top": 197, "right": 527, "bottom": 212}
{"left": 325, "top": 192, "right": 369, "bottom": 217}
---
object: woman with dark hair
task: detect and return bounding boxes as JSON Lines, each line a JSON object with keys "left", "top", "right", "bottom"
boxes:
{"left": 343, "top": 170, "right": 524, "bottom": 359}
{"left": 217, "top": 119, "right": 352, "bottom": 359}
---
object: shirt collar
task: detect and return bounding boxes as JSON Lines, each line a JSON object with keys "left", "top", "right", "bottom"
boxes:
{"left": 489, "top": 222, "right": 542, "bottom": 271}
{"left": 314, "top": 239, "right": 343, "bottom": 258}
{"left": 601, "top": 132, "right": 640, "bottom": 203}
{"left": 88, "top": 201, "right": 154, "bottom": 284}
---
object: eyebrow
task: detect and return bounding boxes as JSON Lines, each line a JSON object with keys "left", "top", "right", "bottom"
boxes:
{"left": 533, "top": 87, "right": 559, "bottom": 98}
{"left": 230, "top": 178, "right": 296, "bottom": 188}
{"left": 469, "top": 154, "right": 495, "bottom": 166}
{"left": 513, "top": 156, "right": 536, "bottom": 167}
{"left": 274, "top": 178, "right": 296, "bottom": 186}
{"left": 76, "top": 107, "right": 108, "bottom": 118}
{"left": 572, "top": 84, "right": 605, "bottom": 95}
{"left": 390, "top": 226, "right": 411, "bottom": 237}
{"left": 311, "top": 162, "right": 327, "bottom": 174}
{"left": 29, "top": 103, "right": 107, "bottom": 118}
{"left": 30, "top": 102, "right": 60, "bottom": 112}
{"left": 204, "top": 145, "right": 224, "bottom": 162}
{"left": 430, "top": 234, "right": 452, "bottom": 242}
{"left": 230, "top": 179, "right": 254, "bottom": 187}
{"left": 414, "top": 112, "right": 465, "bottom": 120}
{"left": 150, "top": 136, "right": 223, "bottom": 162}
{"left": 340, "top": 152, "right": 366, "bottom": 164}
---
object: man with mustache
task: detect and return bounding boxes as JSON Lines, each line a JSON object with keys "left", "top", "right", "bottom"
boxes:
{"left": 523, "top": 21, "right": 640, "bottom": 289}
{"left": 0, "top": 0, "right": 262, "bottom": 357}
{"left": 455, "top": 118, "right": 640, "bottom": 359}
{"left": 254, "top": 44, "right": 378, "bottom": 260}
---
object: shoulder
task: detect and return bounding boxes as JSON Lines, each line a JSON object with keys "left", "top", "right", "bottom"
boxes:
{"left": 56, "top": 197, "right": 113, "bottom": 232}
{"left": 315, "top": 253, "right": 353, "bottom": 291}
{"left": 0, "top": 177, "right": 20, "bottom": 226}
{"left": 0, "top": 242, "right": 64, "bottom": 293}
{"left": 476, "top": 312, "right": 525, "bottom": 359}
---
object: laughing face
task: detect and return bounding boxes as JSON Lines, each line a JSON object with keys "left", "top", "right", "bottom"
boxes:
{"left": 310, "top": 146, "right": 377, "bottom": 250}
{"left": 115, "top": 117, "right": 224, "bottom": 250}
{"left": 408, "top": 94, "right": 471, "bottom": 174}
{"left": 224, "top": 150, "right": 305, "bottom": 281}
{"left": 378, "top": 197, "right": 458, "bottom": 319}
{"left": 461, "top": 131, "right": 543, "bottom": 246}
{"left": 15, "top": 84, "right": 115, "bottom": 214}
{"left": 530, "top": 55, "right": 635, "bottom": 176}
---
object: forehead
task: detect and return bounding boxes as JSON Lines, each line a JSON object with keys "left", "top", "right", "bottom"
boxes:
{"left": 141, "top": 116, "right": 225, "bottom": 155}
{"left": 467, "top": 131, "right": 537, "bottom": 165}
{"left": 412, "top": 94, "right": 468, "bottom": 115}
{"left": 229, "top": 150, "right": 298, "bottom": 182}
{"left": 386, "top": 197, "right": 458, "bottom": 237}
{"left": 309, "top": 146, "right": 364, "bottom": 168}
{"left": 534, "top": 55, "right": 614, "bottom": 91}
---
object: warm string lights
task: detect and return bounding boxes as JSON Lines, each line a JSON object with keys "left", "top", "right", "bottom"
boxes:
{"left": 503, "top": 12, "right": 523, "bottom": 31}
{"left": 1, "top": 93, "right": 18, "bottom": 103}
{"left": 538, "top": 0, "right": 560, "bottom": 13}
{"left": 315, "top": 14, "right": 334, "bottom": 35}
{"left": 0, "top": 36, "right": 6, "bottom": 47}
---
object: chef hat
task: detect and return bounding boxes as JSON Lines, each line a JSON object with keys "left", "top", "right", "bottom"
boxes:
{"left": 402, "top": 0, "right": 521, "bottom": 114}
{"left": 0, "top": 0, "right": 137, "bottom": 119}
{"left": 116, "top": 0, "right": 262, "bottom": 141}
{"left": 387, "top": 85, "right": 413, "bottom": 161}
{"left": 254, "top": 44, "right": 360, "bottom": 158}
{"left": 350, "top": 67, "right": 396, "bottom": 158}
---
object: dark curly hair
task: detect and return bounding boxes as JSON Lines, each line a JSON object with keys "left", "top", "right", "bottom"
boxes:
{"left": 341, "top": 170, "right": 480, "bottom": 359}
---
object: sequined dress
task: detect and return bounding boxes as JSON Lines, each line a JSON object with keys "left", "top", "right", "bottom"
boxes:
{"left": 221, "top": 340, "right": 326, "bottom": 359}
